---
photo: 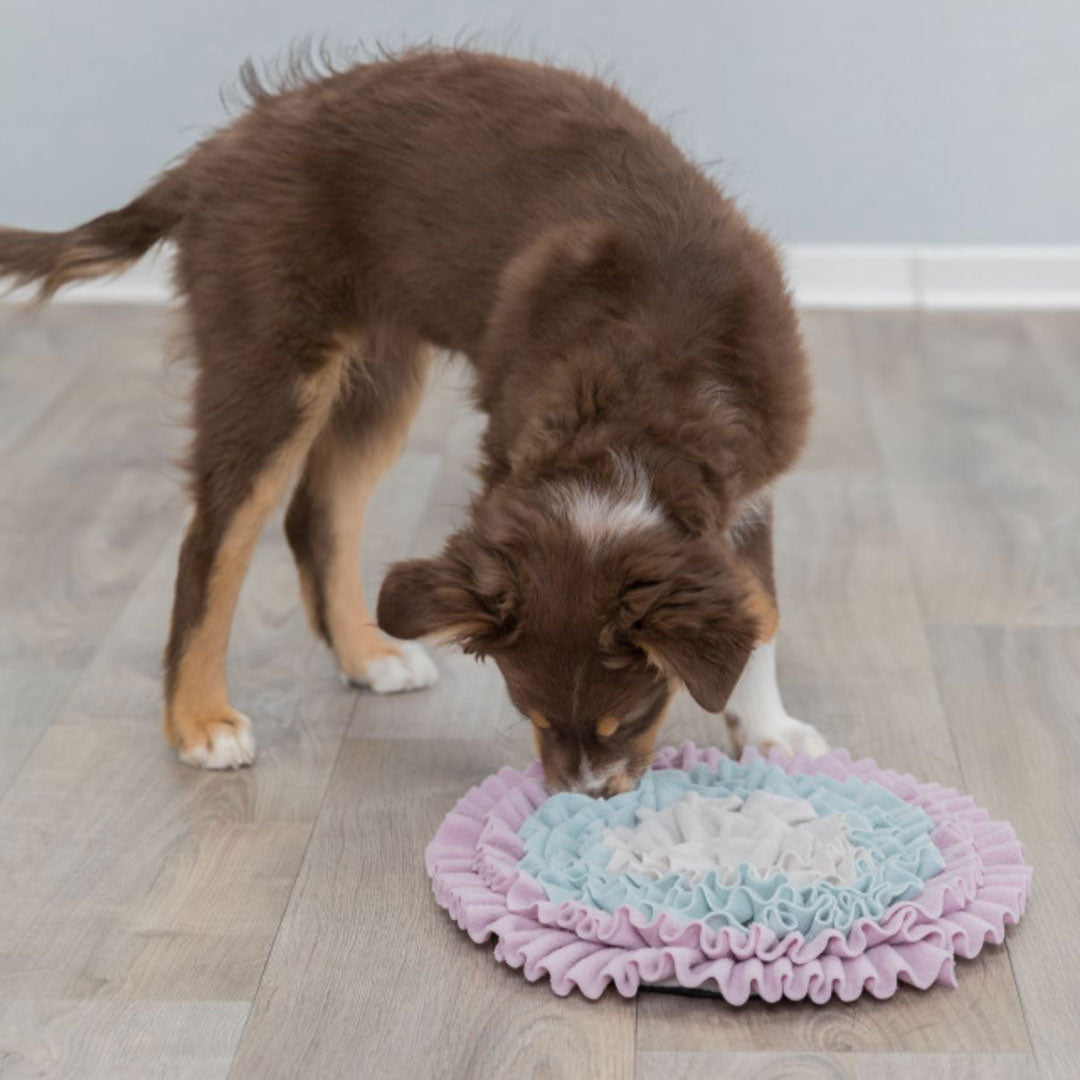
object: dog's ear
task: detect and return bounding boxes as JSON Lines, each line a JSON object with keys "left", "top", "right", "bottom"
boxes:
{"left": 614, "top": 551, "right": 759, "bottom": 713}
{"left": 485, "top": 221, "right": 644, "bottom": 353}
{"left": 376, "top": 530, "right": 519, "bottom": 656}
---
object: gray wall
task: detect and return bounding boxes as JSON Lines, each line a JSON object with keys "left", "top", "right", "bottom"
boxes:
{"left": 1, "top": 1, "right": 1076, "bottom": 244}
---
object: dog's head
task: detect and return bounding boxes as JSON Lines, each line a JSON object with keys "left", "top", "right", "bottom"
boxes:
{"left": 377, "top": 220, "right": 794, "bottom": 795}
{"left": 377, "top": 477, "right": 759, "bottom": 795}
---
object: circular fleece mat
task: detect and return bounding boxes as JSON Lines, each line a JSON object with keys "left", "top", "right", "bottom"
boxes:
{"left": 426, "top": 743, "right": 1031, "bottom": 1003}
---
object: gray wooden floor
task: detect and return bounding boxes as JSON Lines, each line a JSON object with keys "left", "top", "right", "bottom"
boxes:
{"left": 0, "top": 304, "right": 1076, "bottom": 1080}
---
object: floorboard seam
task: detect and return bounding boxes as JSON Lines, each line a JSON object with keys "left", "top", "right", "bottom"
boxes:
{"left": 222, "top": 686, "right": 364, "bottom": 1080}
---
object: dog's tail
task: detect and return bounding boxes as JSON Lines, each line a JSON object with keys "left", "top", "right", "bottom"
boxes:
{"left": 0, "top": 166, "right": 188, "bottom": 303}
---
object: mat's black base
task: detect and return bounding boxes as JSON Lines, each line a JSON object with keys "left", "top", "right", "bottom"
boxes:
{"left": 640, "top": 981, "right": 722, "bottom": 1000}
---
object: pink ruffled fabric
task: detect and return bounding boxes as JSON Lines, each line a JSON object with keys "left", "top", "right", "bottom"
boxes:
{"left": 426, "top": 743, "right": 1031, "bottom": 1002}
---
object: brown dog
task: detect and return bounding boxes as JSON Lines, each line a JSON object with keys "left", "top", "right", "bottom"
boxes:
{"left": 0, "top": 48, "right": 827, "bottom": 790}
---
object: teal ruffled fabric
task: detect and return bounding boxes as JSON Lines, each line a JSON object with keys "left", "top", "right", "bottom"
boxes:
{"left": 517, "top": 757, "right": 945, "bottom": 940}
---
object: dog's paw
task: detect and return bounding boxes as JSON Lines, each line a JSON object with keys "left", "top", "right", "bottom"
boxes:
{"left": 343, "top": 641, "right": 438, "bottom": 694}
{"left": 177, "top": 711, "right": 255, "bottom": 769}
{"left": 726, "top": 712, "right": 829, "bottom": 759}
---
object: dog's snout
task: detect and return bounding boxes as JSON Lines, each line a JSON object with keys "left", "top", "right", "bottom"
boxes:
{"left": 560, "top": 761, "right": 636, "bottom": 799}
{"left": 571, "top": 775, "right": 608, "bottom": 797}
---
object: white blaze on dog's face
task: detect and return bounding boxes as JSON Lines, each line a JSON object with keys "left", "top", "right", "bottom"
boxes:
{"left": 376, "top": 470, "right": 760, "bottom": 797}
{"left": 504, "top": 468, "right": 674, "bottom": 794}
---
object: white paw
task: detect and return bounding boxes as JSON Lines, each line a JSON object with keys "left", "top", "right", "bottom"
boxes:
{"left": 344, "top": 642, "right": 438, "bottom": 694}
{"left": 728, "top": 712, "right": 829, "bottom": 758}
{"left": 770, "top": 716, "right": 830, "bottom": 757}
{"left": 178, "top": 713, "right": 256, "bottom": 769}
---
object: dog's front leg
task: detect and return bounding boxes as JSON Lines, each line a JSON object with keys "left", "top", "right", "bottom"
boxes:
{"left": 724, "top": 637, "right": 828, "bottom": 757}
{"left": 723, "top": 495, "right": 829, "bottom": 758}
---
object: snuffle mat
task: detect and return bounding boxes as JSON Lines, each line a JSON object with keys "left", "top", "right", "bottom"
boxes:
{"left": 426, "top": 743, "right": 1031, "bottom": 1003}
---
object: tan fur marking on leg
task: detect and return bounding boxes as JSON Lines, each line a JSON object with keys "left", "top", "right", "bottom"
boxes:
{"left": 319, "top": 445, "right": 402, "bottom": 671}
{"left": 167, "top": 356, "right": 345, "bottom": 755}
{"left": 528, "top": 709, "right": 550, "bottom": 730}
{"left": 320, "top": 359, "right": 429, "bottom": 679}
{"left": 749, "top": 587, "right": 779, "bottom": 642}
{"left": 294, "top": 561, "right": 322, "bottom": 639}
{"left": 738, "top": 562, "right": 779, "bottom": 643}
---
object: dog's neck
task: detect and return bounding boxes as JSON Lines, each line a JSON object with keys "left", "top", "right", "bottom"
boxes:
{"left": 476, "top": 324, "right": 765, "bottom": 538}
{"left": 488, "top": 417, "right": 734, "bottom": 540}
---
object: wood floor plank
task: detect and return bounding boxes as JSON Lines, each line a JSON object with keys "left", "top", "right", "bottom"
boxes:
{"left": 405, "top": 354, "right": 477, "bottom": 454}
{"left": 358, "top": 447, "right": 444, "bottom": 603}
{"left": 636, "top": 1050, "right": 1039, "bottom": 1080}
{"left": 851, "top": 1054, "right": 1040, "bottom": 1080}
{"left": 0, "top": 305, "right": 459, "bottom": 1009}
{"left": 1020, "top": 310, "right": 1080, "bottom": 414}
{"left": 355, "top": 642, "right": 513, "bottom": 742}
{"left": 1, "top": 306, "right": 1064, "bottom": 1076}
{"left": 775, "top": 473, "right": 961, "bottom": 782}
{"left": 0, "top": 461, "right": 184, "bottom": 670}
{"left": 638, "top": 1049, "right": 856, "bottom": 1080}
{"left": 929, "top": 626, "right": 1079, "bottom": 1080}
{"left": 796, "top": 312, "right": 883, "bottom": 476}
{"left": 228, "top": 738, "right": 636, "bottom": 1080}
{"left": 0, "top": 999, "right": 248, "bottom": 1080}
{"left": 891, "top": 479, "right": 1080, "bottom": 627}
{"left": 0, "top": 322, "right": 186, "bottom": 669}
{"left": 850, "top": 311, "right": 1080, "bottom": 627}
{"left": 852, "top": 311, "right": 1080, "bottom": 496}
{"left": 0, "top": 713, "right": 341, "bottom": 1002}
{"left": 0, "top": 514, "right": 357, "bottom": 1001}
{"left": 0, "top": 307, "right": 91, "bottom": 458}
{"left": 0, "top": 661, "right": 79, "bottom": 796}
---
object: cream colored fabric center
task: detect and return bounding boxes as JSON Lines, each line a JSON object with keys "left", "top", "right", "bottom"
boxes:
{"left": 603, "top": 789, "right": 868, "bottom": 888}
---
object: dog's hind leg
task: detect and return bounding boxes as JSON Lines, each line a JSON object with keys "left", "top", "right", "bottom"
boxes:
{"left": 163, "top": 332, "right": 347, "bottom": 768}
{"left": 285, "top": 336, "right": 437, "bottom": 692}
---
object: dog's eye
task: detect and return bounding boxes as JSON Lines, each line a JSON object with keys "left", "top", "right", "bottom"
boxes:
{"left": 596, "top": 716, "right": 620, "bottom": 738}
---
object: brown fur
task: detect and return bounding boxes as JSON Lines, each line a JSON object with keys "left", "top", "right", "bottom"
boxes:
{"left": 285, "top": 341, "right": 431, "bottom": 678}
{"left": 0, "top": 48, "right": 810, "bottom": 783}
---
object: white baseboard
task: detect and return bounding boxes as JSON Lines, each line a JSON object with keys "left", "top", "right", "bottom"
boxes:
{"left": 914, "top": 247, "right": 1080, "bottom": 309}
{"left": 14, "top": 243, "right": 1080, "bottom": 310}
{"left": 787, "top": 245, "right": 1080, "bottom": 309}
{"left": 785, "top": 246, "right": 918, "bottom": 309}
